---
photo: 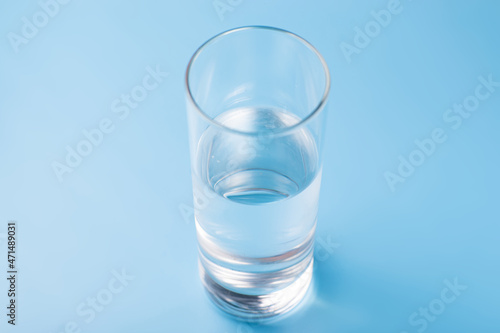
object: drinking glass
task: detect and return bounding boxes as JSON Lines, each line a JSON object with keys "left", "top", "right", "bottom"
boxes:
{"left": 185, "top": 26, "right": 330, "bottom": 320}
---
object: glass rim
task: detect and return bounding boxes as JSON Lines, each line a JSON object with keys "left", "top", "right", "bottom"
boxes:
{"left": 185, "top": 25, "right": 331, "bottom": 136}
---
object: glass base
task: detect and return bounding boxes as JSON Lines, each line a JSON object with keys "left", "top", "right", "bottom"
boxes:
{"left": 199, "top": 257, "right": 314, "bottom": 321}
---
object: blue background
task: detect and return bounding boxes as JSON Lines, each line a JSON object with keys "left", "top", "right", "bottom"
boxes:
{"left": 1, "top": 0, "right": 499, "bottom": 332}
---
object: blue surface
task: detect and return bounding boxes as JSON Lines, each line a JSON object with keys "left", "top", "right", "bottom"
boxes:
{"left": 1, "top": 1, "right": 499, "bottom": 332}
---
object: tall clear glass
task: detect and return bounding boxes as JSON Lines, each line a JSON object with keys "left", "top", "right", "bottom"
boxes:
{"left": 185, "top": 26, "right": 330, "bottom": 320}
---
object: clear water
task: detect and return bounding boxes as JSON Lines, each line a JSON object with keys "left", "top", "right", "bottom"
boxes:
{"left": 193, "top": 107, "right": 321, "bottom": 319}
